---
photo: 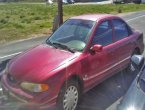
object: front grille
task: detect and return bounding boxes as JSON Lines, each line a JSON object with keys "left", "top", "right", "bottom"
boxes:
{"left": 7, "top": 74, "right": 18, "bottom": 84}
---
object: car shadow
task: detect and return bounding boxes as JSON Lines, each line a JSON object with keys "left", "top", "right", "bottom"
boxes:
{"left": 79, "top": 70, "right": 137, "bottom": 110}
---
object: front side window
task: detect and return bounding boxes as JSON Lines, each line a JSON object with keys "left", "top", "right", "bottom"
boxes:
{"left": 92, "top": 20, "right": 113, "bottom": 46}
{"left": 47, "top": 19, "right": 95, "bottom": 51}
{"left": 112, "top": 19, "right": 129, "bottom": 41}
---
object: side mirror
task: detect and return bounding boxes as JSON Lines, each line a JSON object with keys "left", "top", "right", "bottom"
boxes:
{"left": 131, "top": 55, "right": 144, "bottom": 70}
{"left": 91, "top": 44, "right": 103, "bottom": 52}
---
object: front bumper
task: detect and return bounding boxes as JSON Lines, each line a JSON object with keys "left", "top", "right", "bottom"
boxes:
{"left": 1, "top": 74, "right": 57, "bottom": 109}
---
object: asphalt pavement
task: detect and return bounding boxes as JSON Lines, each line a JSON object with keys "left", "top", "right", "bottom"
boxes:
{"left": 0, "top": 36, "right": 47, "bottom": 62}
{"left": 0, "top": 10, "right": 145, "bottom": 110}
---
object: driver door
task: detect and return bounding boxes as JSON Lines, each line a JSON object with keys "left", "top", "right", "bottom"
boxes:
{"left": 82, "top": 20, "right": 115, "bottom": 88}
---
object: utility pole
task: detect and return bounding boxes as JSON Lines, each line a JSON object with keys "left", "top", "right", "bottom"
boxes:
{"left": 57, "top": 0, "right": 63, "bottom": 26}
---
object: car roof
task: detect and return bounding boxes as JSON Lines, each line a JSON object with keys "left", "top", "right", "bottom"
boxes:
{"left": 70, "top": 14, "right": 119, "bottom": 21}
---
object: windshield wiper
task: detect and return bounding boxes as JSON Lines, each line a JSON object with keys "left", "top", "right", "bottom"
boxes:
{"left": 52, "top": 42, "right": 75, "bottom": 53}
{"left": 46, "top": 39, "right": 57, "bottom": 48}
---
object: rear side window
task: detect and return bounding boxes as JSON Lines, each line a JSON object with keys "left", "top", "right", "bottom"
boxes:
{"left": 112, "top": 19, "right": 129, "bottom": 41}
{"left": 92, "top": 20, "right": 113, "bottom": 46}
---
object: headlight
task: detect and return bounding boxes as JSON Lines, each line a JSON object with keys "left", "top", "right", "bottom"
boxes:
{"left": 20, "top": 82, "right": 49, "bottom": 93}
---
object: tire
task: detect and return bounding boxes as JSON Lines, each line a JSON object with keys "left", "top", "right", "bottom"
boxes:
{"left": 126, "top": 49, "right": 139, "bottom": 73}
{"left": 57, "top": 79, "right": 81, "bottom": 110}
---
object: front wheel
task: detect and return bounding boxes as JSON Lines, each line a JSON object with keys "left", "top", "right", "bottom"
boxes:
{"left": 57, "top": 80, "right": 81, "bottom": 110}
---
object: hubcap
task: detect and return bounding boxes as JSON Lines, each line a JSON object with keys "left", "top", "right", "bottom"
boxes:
{"left": 63, "top": 86, "right": 78, "bottom": 110}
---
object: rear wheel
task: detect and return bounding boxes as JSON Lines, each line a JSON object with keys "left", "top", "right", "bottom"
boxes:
{"left": 57, "top": 80, "right": 81, "bottom": 110}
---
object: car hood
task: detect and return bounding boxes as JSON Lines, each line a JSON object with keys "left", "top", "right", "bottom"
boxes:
{"left": 8, "top": 44, "right": 78, "bottom": 82}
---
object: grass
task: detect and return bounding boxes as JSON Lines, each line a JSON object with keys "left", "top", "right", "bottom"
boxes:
{"left": 0, "top": 3, "right": 145, "bottom": 44}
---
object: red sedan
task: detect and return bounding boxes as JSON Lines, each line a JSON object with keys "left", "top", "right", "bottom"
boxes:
{"left": 1, "top": 14, "right": 144, "bottom": 110}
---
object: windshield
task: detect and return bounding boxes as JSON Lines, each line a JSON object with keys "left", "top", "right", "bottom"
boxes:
{"left": 47, "top": 19, "right": 95, "bottom": 51}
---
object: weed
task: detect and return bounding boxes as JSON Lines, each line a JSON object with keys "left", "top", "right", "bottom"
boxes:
{"left": 30, "top": 12, "right": 35, "bottom": 15}
{"left": 21, "top": 19, "right": 31, "bottom": 24}
{"left": 33, "top": 16, "right": 42, "bottom": 20}
{"left": 5, "top": 16, "right": 10, "bottom": 19}
{"left": 0, "top": 19, "right": 8, "bottom": 24}
{"left": 12, "top": 23, "right": 24, "bottom": 29}
{"left": 20, "top": 15, "right": 25, "bottom": 19}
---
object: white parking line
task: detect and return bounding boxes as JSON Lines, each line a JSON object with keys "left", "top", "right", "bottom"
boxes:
{"left": 127, "top": 15, "right": 145, "bottom": 22}
{"left": 0, "top": 14, "right": 145, "bottom": 60}
{"left": 0, "top": 52, "right": 22, "bottom": 59}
